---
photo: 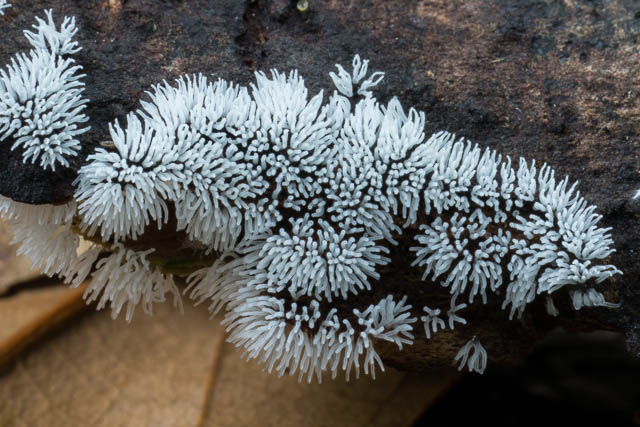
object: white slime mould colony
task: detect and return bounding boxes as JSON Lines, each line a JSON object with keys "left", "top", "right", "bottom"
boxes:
{"left": 0, "top": 10, "right": 621, "bottom": 380}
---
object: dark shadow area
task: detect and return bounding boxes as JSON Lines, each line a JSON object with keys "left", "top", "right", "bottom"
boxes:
{"left": 416, "top": 331, "right": 640, "bottom": 426}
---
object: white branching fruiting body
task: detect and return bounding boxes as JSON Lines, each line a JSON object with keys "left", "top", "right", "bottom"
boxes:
{"left": 454, "top": 336, "right": 487, "bottom": 374}
{"left": 0, "top": 1, "right": 10, "bottom": 15}
{"left": 0, "top": 10, "right": 88, "bottom": 170}
{"left": 0, "top": 11, "right": 622, "bottom": 380}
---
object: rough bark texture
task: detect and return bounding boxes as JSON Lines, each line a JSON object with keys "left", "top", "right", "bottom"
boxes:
{"left": 1, "top": 0, "right": 639, "bottom": 371}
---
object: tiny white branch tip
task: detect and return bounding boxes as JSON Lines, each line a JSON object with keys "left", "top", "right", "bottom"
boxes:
{"left": 0, "top": 1, "right": 10, "bottom": 15}
{"left": 0, "top": 11, "right": 622, "bottom": 382}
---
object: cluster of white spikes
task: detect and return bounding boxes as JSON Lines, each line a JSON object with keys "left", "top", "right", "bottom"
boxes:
{"left": 410, "top": 147, "right": 621, "bottom": 318}
{"left": 0, "top": 10, "right": 88, "bottom": 170}
{"left": 0, "top": 11, "right": 622, "bottom": 380}
{"left": 224, "top": 292, "right": 415, "bottom": 382}
{"left": 249, "top": 216, "right": 390, "bottom": 301}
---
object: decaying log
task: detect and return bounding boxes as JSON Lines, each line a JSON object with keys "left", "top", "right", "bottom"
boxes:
{"left": 0, "top": 0, "right": 638, "bottom": 371}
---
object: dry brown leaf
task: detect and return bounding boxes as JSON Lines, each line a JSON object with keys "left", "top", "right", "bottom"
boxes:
{"left": 0, "top": 284, "right": 457, "bottom": 427}
{"left": 201, "top": 344, "right": 458, "bottom": 427}
{"left": 0, "top": 285, "right": 76, "bottom": 344}
{"left": 0, "top": 284, "right": 88, "bottom": 367}
{"left": 0, "top": 302, "right": 224, "bottom": 427}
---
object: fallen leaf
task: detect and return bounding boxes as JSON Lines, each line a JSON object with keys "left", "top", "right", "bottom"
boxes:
{"left": 0, "top": 285, "right": 75, "bottom": 343}
{"left": 0, "top": 302, "right": 224, "bottom": 427}
{"left": 200, "top": 344, "right": 458, "bottom": 427}
{"left": 0, "top": 284, "right": 88, "bottom": 366}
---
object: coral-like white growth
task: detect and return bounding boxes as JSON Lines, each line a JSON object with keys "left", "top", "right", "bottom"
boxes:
{"left": 411, "top": 140, "right": 620, "bottom": 319}
{"left": 0, "top": 1, "right": 10, "bottom": 15}
{"left": 24, "top": 10, "right": 81, "bottom": 56}
{"left": 570, "top": 288, "right": 619, "bottom": 310}
{"left": 329, "top": 55, "right": 384, "bottom": 98}
{"left": 75, "top": 114, "right": 174, "bottom": 242}
{"left": 0, "top": 195, "right": 80, "bottom": 278}
{"left": 75, "top": 75, "right": 274, "bottom": 247}
{"left": 0, "top": 12, "right": 622, "bottom": 381}
{"left": 447, "top": 295, "right": 468, "bottom": 329}
{"left": 9, "top": 206, "right": 79, "bottom": 277}
{"left": 85, "top": 244, "right": 182, "bottom": 322}
{"left": 0, "top": 10, "right": 88, "bottom": 170}
{"left": 454, "top": 336, "right": 487, "bottom": 374}
{"left": 224, "top": 293, "right": 415, "bottom": 382}
{"left": 421, "top": 306, "right": 445, "bottom": 339}
{"left": 249, "top": 217, "right": 389, "bottom": 301}
{"left": 0, "top": 194, "right": 181, "bottom": 321}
